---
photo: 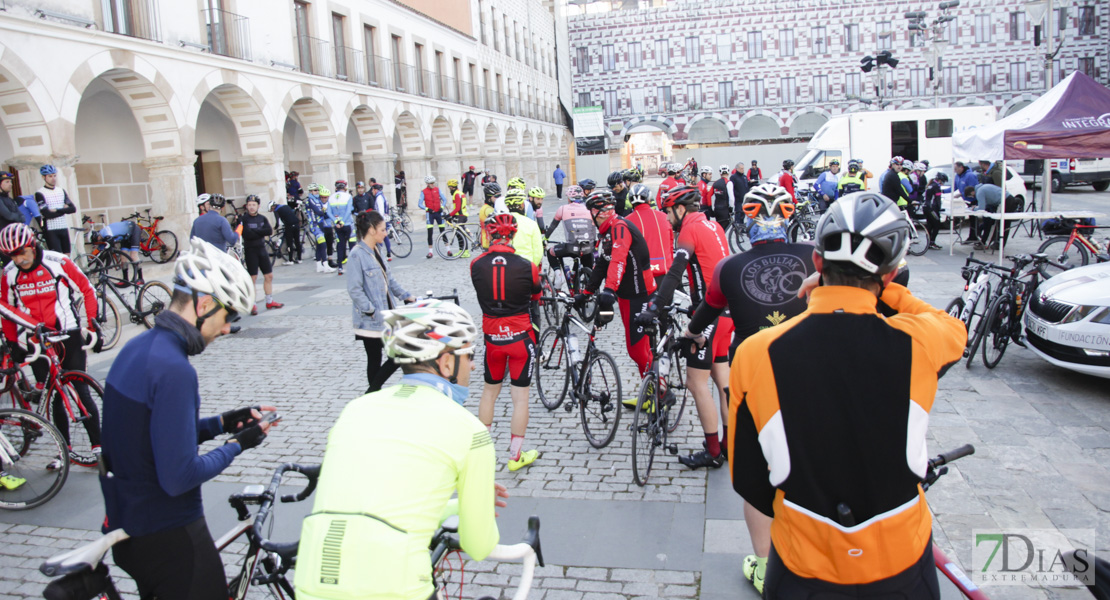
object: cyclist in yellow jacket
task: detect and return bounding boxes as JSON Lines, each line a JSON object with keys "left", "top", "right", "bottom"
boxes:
{"left": 503, "top": 189, "right": 544, "bottom": 266}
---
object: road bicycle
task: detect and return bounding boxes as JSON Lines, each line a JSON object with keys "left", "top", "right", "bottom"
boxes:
{"left": 534, "top": 296, "right": 622, "bottom": 448}
{"left": 386, "top": 223, "right": 414, "bottom": 259}
{"left": 0, "top": 407, "right": 69, "bottom": 510}
{"left": 547, "top": 248, "right": 597, "bottom": 321}
{"left": 921, "top": 444, "right": 990, "bottom": 599}
{"left": 74, "top": 216, "right": 142, "bottom": 284}
{"left": 1, "top": 325, "right": 103, "bottom": 467}
{"left": 86, "top": 255, "right": 172, "bottom": 350}
{"left": 122, "top": 209, "right": 178, "bottom": 264}
{"left": 433, "top": 218, "right": 481, "bottom": 260}
{"left": 945, "top": 255, "right": 1011, "bottom": 366}
{"left": 787, "top": 193, "right": 823, "bottom": 243}
{"left": 430, "top": 515, "right": 544, "bottom": 600}
{"left": 1036, "top": 218, "right": 1110, "bottom": 278}
{"left": 903, "top": 202, "right": 932, "bottom": 256}
{"left": 391, "top": 208, "right": 414, "bottom": 233}
{"left": 726, "top": 211, "right": 752, "bottom": 253}
{"left": 977, "top": 253, "right": 1060, "bottom": 369}
{"left": 221, "top": 197, "right": 248, "bottom": 227}
{"left": 631, "top": 301, "right": 692, "bottom": 487}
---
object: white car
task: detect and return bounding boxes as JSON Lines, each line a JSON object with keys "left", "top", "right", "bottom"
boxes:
{"left": 1024, "top": 261, "right": 1110, "bottom": 379}
{"left": 925, "top": 165, "right": 1028, "bottom": 219}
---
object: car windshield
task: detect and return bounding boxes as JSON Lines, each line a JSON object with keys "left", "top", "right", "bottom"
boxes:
{"left": 796, "top": 150, "right": 843, "bottom": 180}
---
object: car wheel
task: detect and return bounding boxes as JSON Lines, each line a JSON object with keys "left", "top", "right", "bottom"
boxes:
{"left": 1052, "top": 172, "right": 1064, "bottom": 194}
{"left": 1093, "top": 181, "right": 1109, "bottom": 192}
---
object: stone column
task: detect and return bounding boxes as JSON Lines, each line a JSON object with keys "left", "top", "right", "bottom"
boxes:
{"left": 523, "top": 157, "right": 539, "bottom": 189}
{"left": 434, "top": 154, "right": 461, "bottom": 186}
{"left": 238, "top": 155, "right": 285, "bottom": 202}
{"left": 143, "top": 155, "right": 199, "bottom": 245}
{"left": 310, "top": 154, "right": 352, "bottom": 190}
{"left": 359, "top": 155, "right": 395, "bottom": 188}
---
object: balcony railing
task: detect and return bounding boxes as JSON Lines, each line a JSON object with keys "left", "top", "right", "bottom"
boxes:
{"left": 104, "top": 0, "right": 160, "bottom": 42}
{"left": 202, "top": 8, "right": 250, "bottom": 61}
{"left": 294, "top": 34, "right": 332, "bottom": 77}
{"left": 335, "top": 46, "right": 365, "bottom": 84}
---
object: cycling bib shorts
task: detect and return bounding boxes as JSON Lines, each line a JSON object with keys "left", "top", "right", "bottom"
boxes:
{"left": 483, "top": 331, "right": 536, "bottom": 387}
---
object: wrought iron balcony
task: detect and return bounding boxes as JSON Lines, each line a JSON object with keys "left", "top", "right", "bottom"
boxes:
{"left": 202, "top": 8, "right": 250, "bottom": 61}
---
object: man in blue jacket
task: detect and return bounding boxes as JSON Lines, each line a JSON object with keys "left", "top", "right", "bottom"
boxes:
{"left": 99, "top": 239, "right": 276, "bottom": 600}
{"left": 189, "top": 194, "right": 238, "bottom": 252}
{"left": 553, "top": 164, "right": 567, "bottom": 199}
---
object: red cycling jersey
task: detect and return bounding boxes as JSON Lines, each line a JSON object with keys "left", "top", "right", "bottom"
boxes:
{"left": 590, "top": 215, "right": 656, "bottom": 299}
{"left": 778, "top": 172, "right": 797, "bottom": 201}
{"left": 655, "top": 176, "right": 681, "bottom": 207}
{"left": 422, "top": 187, "right": 443, "bottom": 212}
{"left": 697, "top": 179, "right": 713, "bottom": 211}
{"left": 675, "top": 211, "right": 729, "bottom": 306}
{"left": 625, "top": 203, "right": 674, "bottom": 279}
{"left": 2, "top": 249, "right": 97, "bottom": 341}
{"left": 470, "top": 244, "right": 540, "bottom": 337}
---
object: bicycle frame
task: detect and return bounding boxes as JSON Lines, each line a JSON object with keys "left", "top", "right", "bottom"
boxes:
{"left": 3, "top": 330, "right": 84, "bottom": 425}
{"left": 95, "top": 269, "right": 155, "bottom": 324}
{"left": 560, "top": 311, "right": 601, "bottom": 405}
{"left": 1058, "top": 225, "right": 1105, "bottom": 255}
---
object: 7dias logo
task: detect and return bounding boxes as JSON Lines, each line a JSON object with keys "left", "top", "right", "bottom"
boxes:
{"left": 972, "top": 529, "right": 1096, "bottom": 587}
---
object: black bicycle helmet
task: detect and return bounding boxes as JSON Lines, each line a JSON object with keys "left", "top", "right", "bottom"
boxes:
{"left": 578, "top": 178, "right": 596, "bottom": 191}
{"left": 623, "top": 168, "right": 642, "bottom": 183}
{"left": 814, "top": 192, "right": 910, "bottom": 275}
{"left": 607, "top": 171, "right": 624, "bottom": 188}
{"left": 629, "top": 183, "right": 652, "bottom": 205}
{"left": 484, "top": 182, "right": 502, "bottom": 198}
{"left": 245, "top": 194, "right": 261, "bottom": 204}
{"left": 584, "top": 190, "right": 615, "bottom": 211}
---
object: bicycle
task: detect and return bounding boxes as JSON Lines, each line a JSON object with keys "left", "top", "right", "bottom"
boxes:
{"left": 0, "top": 407, "right": 69, "bottom": 510}
{"left": 391, "top": 207, "right": 414, "bottom": 233}
{"left": 727, "top": 211, "right": 752, "bottom": 253}
{"left": 1, "top": 324, "right": 104, "bottom": 467}
{"left": 534, "top": 296, "right": 622, "bottom": 448}
{"left": 430, "top": 515, "right": 545, "bottom": 600}
{"left": 74, "top": 215, "right": 142, "bottom": 284}
{"left": 122, "top": 209, "right": 179, "bottom": 264}
{"left": 786, "top": 195, "right": 822, "bottom": 243}
{"left": 86, "top": 255, "right": 172, "bottom": 350}
{"left": 547, "top": 247, "right": 597, "bottom": 321}
{"left": 387, "top": 222, "right": 414, "bottom": 258}
{"left": 921, "top": 444, "right": 989, "bottom": 599}
{"left": 631, "top": 301, "right": 692, "bottom": 487}
{"left": 433, "top": 218, "right": 481, "bottom": 260}
{"left": 1036, "top": 218, "right": 1110, "bottom": 278}
{"left": 977, "top": 253, "right": 1062, "bottom": 369}
{"left": 944, "top": 255, "right": 1011, "bottom": 367}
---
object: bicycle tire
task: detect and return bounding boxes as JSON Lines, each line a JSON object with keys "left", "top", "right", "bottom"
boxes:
{"left": 631, "top": 371, "right": 660, "bottom": 487}
{"left": 74, "top": 253, "right": 105, "bottom": 278}
{"left": 664, "top": 347, "right": 688, "bottom": 434}
{"left": 0, "top": 408, "right": 69, "bottom": 510}
{"left": 1037, "top": 236, "right": 1089, "bottom": 278}
{"left": 147, "top": 230, "right": 179, "bottom": 264}
{"left": 535, "top": 327, "right": 570, "bottom": 411}
{"left": 787, "top": 219, "right": 817, "bottom": 243}
{"left": 729, "top": 224, "right": 751, "bottom": 253}
{"left": 539, "top": 276, "right": 562, "bottom": 328}
{"left": 964, "top": 284, "right": 994, "bottom": 369}
{"left": 399, "top": 212, "right": 414, "bottom": 233}
{"left": 945, "top": 297, "right": 966, "bottom": 329}
{"left": 96, "top": 293, "right": 122, "bottom": 351}
{"left": 137, "top": 281, "right": 172, "bottom": 329}
{"left": 981, "top": 294, "right": 1013, "bottom": 369}
{"left": 100, "top": 248, "right": 140, "bottom": 285}
{"left": 47, "top": 371, "right": 104, "bottom": 468}
{"left": 579, "top": 351, "right": 622, "bottom": 449}
{"left": 574, "top": 268, "right": 599, "bottom": 322}
{"left": 907, "top": 220, "right": 930, "bottom": 256}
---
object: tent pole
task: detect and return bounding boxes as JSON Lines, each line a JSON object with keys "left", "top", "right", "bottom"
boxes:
{"left": 1043, "top": 0, "right": 1054, "bottom": 212}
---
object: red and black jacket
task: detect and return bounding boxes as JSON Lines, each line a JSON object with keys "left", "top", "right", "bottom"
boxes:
{"left": 470, "top": 244, "right": 540, "bottom": 337}
{"left": 588, "top": 215, "right": 656, "bottom": 299}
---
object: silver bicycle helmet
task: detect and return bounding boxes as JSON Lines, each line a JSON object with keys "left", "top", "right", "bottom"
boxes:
{"left": 814, "top": 192, "right": 910, "bottom": 275}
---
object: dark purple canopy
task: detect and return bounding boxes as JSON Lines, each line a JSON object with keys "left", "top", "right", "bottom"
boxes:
{"left": 1005, "top": 72, "right": 1110, "bottom": 159}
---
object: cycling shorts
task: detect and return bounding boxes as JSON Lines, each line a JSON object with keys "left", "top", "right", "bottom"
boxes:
{"left": 483, "top": 330, "right": 536, "bottom": 387}
{"left": 713, "top": 316, "right": 733, "bottom": 364}
{"left": 243, "top": 245, "right": 272, "bottom": 276}
{"left": 683, "top": 318, "right": 719, "bottom": 370}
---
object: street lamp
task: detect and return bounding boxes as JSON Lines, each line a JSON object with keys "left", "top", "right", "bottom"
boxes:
{"left": 903, "top": 1, "right": 960, "bottom": 101}
{"left": 1024, "top": 0, "right": 1056, "bottom": 209}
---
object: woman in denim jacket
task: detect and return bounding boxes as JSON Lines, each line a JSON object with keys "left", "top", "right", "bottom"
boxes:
{"left": 347, "top": 210, "right": 415, "bottom": 392}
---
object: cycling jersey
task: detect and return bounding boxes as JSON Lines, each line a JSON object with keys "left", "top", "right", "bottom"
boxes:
{"left": 697, "top": 179, "right": 713, "bottom": 211}
{"left": 462, "top": 170, "right": 479, "bottom": 193}
{"left": 450, "top": 190, "right": 468, "bottom": 218}
{"left": 274, "top": 204, "right": 299, "bottom": 228}
{"left": 35, "top": 186, "right": 75, "bottom": 232}
{"left": 329, "top": 191, "right": 354, "bottom": 226}
{"left": 588, "top": 215, "right": 656, "bottom": 299}
{"left": 625, "top": 203, "right": 673, "bottom": 278}
{"left": 814, "top": 171, "right": 840, "bottom": 199}
{"left": 747, "top": 167, "right": 762, "bottom": 185}
{"left": 881, "top": 170, "right": 909, "bottom": 206}
{"left": 836, "top": 174, "right": 865, "bottom": 197}
{"left": 420, "top": 187, "right": 444, "bottom": 213}
{"left": 656, "top": 211, "right": 729, "bottom": 308}
{"left": 777, "top": 171, "right": 797, "bottom": 201}
{"left": 2, "top": 248, "right": 96, "bottom": 338}
{"left": 238, "top": 213, "right": 272, "bottom": 249}
{"left": 190, "top": 210, "right": 239, "bottom": 252}
{"left": 655, "top": 176, "right": 681, "bottom": 206}
{"left": 729, "top": 283, "right": 965, "bottom": 585}
{"left": 510, "top": 213, "right": 544, "bottom": 266}
{"left": 471, "top": 244, "right": 541, "bottom": 337}
{"left": 306, "top": 195, "right": 333, "bottom": 229}
{"left": 478, "top": 204, "right": 495, "bottom": 249}
{"left": 547, "top": 202, "right": 596, "bottom": 246}
{"left": 296, "top": 381, "right": 498, "bottom": 600}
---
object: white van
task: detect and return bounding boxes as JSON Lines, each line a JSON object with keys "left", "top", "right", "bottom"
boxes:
{"left": 1005, "top": 158, "right": 1110, "bottom": 193}
{"left": 795, "top": 107, "right": 997, "bottom": 190}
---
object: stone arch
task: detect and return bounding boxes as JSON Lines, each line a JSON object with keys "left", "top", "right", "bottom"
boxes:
{"left": 503, "top": 127, "right": 521, "bottom": 178}
{"left": 736, "top": 111, "right": 784, "bottom": 141}
{"left": 393, "top": 111, "right": 427, "bottom": 157}
{"left": 953, "top": 96, "right": 993, "bottom": 108}
{"left": 1002, "top": 94, "right": 1038, "bottom": 117}
{"left": 786, "top": 109, "right": 830, "bottom": 137}
{"left": 187, "top": 72, "right": 276, "bottom": 157}
{"left": 280, "top": 88, "right": 339, "bottom": 158}
{"left": 520, "top": 130, "right": 535, "bottom": 158}
{"left": 896, "top": 99, "right": 935, "bottom": 111}
{"left": 0, "top": 43, "right": 55, "bottom": 161}
{"left": 484, "top": 123, "right": 502, "bottom": 156}
{"left": 431, "top": 115, "right": 456, "bottom": 156}
{"left": 685, "top": 114, "right": 731, "bottom": 143}
{"left": 460, "top": 119, "right": 481, "bottom": 157}
{"left": 342, "top": 101, "right": 390, "bottom": 185}
{"left": 620, "top": 115, "right": 677, "bottom": 139}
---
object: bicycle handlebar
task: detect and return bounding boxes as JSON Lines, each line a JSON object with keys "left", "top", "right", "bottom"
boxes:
{"left": 249, "top": 463, "right": 322, "bottom": 555}
{"left": 930, "top": 444, "right": 975, "bottom": 469}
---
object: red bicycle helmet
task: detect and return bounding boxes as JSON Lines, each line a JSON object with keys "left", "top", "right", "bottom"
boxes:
{"left": 483, "top": 213, "right": 518, "bottom": 243}
{"left": 660, "top": 185, "right": 701, "bottom": 210}
{"left": 0, "top": 223, "right": 37, "bottom": 255}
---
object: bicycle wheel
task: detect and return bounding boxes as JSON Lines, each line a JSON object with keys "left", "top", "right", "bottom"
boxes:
{"left": 664, "top": 347, "right": 688, "bottom": 434}
{"left": 101, "top": 248, "right": 140, "bottom": 284}
{"left": 907, "top": 220, "right": 930, "bottom": 256}
{"left": 964, "top": 285, "right": 994, "bottom": 369}
{"left": 137, "top": 281, "right": 172, "bottom": 329}
{"left": 579, "top": 351, "right": 622, "bottom": 449}
{"left": 147, "top": 230, "right": 179, "bottom": 264}
{"left": 74, "top": 253, "right": 105, "bottom": 278}
{"left": 539, "top": 276, "right": 562, "bottom": 328}
{"left": 433, "top": 229, "right": 461, "bottom": 260}
{"left": 729, "top": 224, "right": 751, "bottom": 254}
{"left": 47, "top": 371, "right": 104, "bottom": 468}
{"left": 0, "top": 408, "right": 69, "bottom": 510}
{"left": 95, "top": 293, "right": 122, "bottom": 351}
{"left": 631, "top": 371, "right": 660, "bottom": 487}
{"left": 389, "top": 229, "right": 413, "bottom": 259}
{"left": 981, "top": 294, "right": 1013, "bottom": 369}
{"left": 574, "top": 267, "right": 599, "bottom": 322}
{"left": 1037, "top": 236, "right": 1089, "bottom": 278}
{"left": 787, "top": 219, "right": 817, "bottom": 243}
{"left": 400, "top": 211, "right": 414, "bottom": 233}
{"left": 535, "top": 327, "right": 570, "bottom": 411}
{"left": 945, "top": 297, "right": 966, "bottom": 328}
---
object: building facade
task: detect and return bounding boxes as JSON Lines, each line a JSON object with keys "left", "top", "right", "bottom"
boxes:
{"left": 0, "top": 0, "right": 571, "bottom": 237}
{"left": 568, "top": 0, "right": 1108, "bottom": 164}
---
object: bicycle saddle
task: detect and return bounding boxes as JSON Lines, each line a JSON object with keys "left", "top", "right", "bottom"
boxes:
{"left": 154, "top": 215, "right": 164, "bottom": 220}
{"left": 40, "top": 529, "right": 130, "bottom": 577}
{"left": 440, "top": 515, "right": 459, "bottom": 533}
{"left": 1031, "top": 253, "right": 1048, "bottom": 261}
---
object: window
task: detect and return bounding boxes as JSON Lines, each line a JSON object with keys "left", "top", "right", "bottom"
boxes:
{"left": 685, "top": 36, "right": 700, "bottom": 64}
{"left": 976, "top": 64, "right": 991, "bottom": 92}
{"left": 781, "top": 77, "right": 797, "bottom": 104}
{"left": 1079, "top": 57, "right": 1096, "bottom": 78}
{"left": 811, "top": 26, "right": 827, "bottom": 54}
{"left": 926, "top": 119, "right": 954, "bottom": 138}
{"left": 878, "top": 22, "right": 892, "bottom": 51}
{"left": 478, "top": 0, "right": 487, "bottom": 45}
{"left": 602, "top": 44, "right": 615, "bottom": 70}
{"left": 629, "top": 42, "right": 642, "bottom": 68}
{"left": 655, "top": 39, "right": 669, "bottom": 65}
{"left": 718, "top": 81, "right": 734, "bottom": 107}
{"left": 844, "top": 24, "right": 859, "bottom": 51}
{"left": 946, "top": 17, "right": 959, "bottom": 44}
{"left": 717, "top": 35, "right": 732, "bottom": 61}
{"left": 469, "top": 63, "right": 477, "bottom": 103}
{"left": 294, "top": 1, "right": 311, "bottom": 73}
{"left": 1079, "top": 6, "right": 1095, "bottom": 35}
{"left": 749, "top": 79, "right": 765, "bottom": 105}
{"left": 577, "top": 92, "right": 591, "bottom": 107}
{"left": 846, "top": 72, "right": 861, "bottom": 98}
{"left": 576, "top": 47, "right": 588, "bottom": 74}
{"left": 630, "top": 88, "right": 645, "bottom": 113}
{"left": 492, "top": 14, "right": 500, "bottom": 51}
{"left": 813, "top": 75, "right": 828, "bottom": 101}
{"left": 687, "top": 83, "right": 702, "bottom": 108}
{"left": 414, "top": 43, "right": 425, "bottom": 94}
{"left": 780, "top": 29, "right": 794, "bottom": 57}
{"left": 943, "top": 66, "right": 959, "bottom": 94}
{"left": 1010, "top": 12, "right": 1026, "bottom": 41}
{"left": 910, "top": 68, "right": 926, "bottom": 96}
{"left": 603, "top": 90, "right": 618, "bottom": 116}
{"left": 1010, "top": 62, "right": 1027, "bottom": 90}
{"left": 390, "top": 34, "right": 403, "bottom": 88}
{"left": 364, "top": 25, "right": 377, "bottom": 83}
{"left": 975, "top": 15, "right": 991, "bottom": 43}
{"left": 658, "top": 86, "right": 673, "bottom": 112}
{"left": 748, "top": 31, "right": 763, "bottom": 59}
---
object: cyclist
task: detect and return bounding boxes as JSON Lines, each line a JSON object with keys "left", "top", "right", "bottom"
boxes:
{"left": 328, "top": 180, "right": 355, "bottom": 273}
{"left": 99, "top": 238, "right": 274, "bottom": 600}
{"left": 711, "top": 165, "right": 733, "bottom": 230}
{"left": 899, "top": 159, "right": 916, "bottom": 207}
{"left": 479, "top": 182, "right": 501, "bottom": 249}
{"left": 0, "top": 172, "right": 22, "bottom": 235}
{"left": 503, "top": 188, "right": 544, "bottom": 266}
{"left": 447, "top": 178, "right": 470, "bottom": 258}
{"left": 777, "top": 160, "right": 797, "bottom": 201}
{"left": 729, "top": 162, "right": 751, "bottom": 217}
{"left": 305, "top": 184, "right": 337, "bottom": 273}
{"left": 836, "top": 160, "right": 866, "bottom": 198}
{"left": 419, "top": 175, "right": 449, "bottom": 259}
{"left": 190, "top": 193, "right": 239, "bottom": 253}
{"left": 296, "top": 299, "right": 503, "bottom": 600}
{"left": 471, "top": 214, "right": 542, "bottom": 471}
{"left": 352, "top": 181, "right": 373, "bottom": 214}
{"left": 880, "top": 157, "right": 909, "bottom": 209}
{"left": 609, "top": 171, "right": 632, "bottom": 216}
{"left": 528, "top": 186, "right": 547, "bottom": 232}
{"left": 269, "top": 198, "right": 302, "bottom": 265}
{"left": 92, "top": 219, "right": 145, "bottom": 280}
{"left": 286, "top": 170, "right": 303, "bottom": 201}
{"left": 625, "top": 183, "right": 673, "bottom": 280}
{"left": 544, "top": 185, "right": 596, "bottom": 280}
{"left": 578, "top": 178, "right": 596, "bottom": 197}
{"left": 813, "top": 159, "right": 841, "bottom": 209}
{"left": 238, "top": 195, "right": 283, "bottom": 314}
{"left": 857, "top": 159, "right": 874, "bottom": 190}
{"left": 506, "top": 177, "right": 532, "bottom": 220}
{"left": 462, "top": 165, "right": 479, "bottom": 200}
{"left": 922, "top": 172, "right": 946, "bottom": 250}
{"left": 0, "top": 222, "right": 100, "bottom": 467}
{"left": 636, "top": 185, "right": 732, "bottom": 469}
{"left": 747, "top": 160, "right": 762, "bottom": 186}
{"left": 507, "top": 176, "right": 526, "bottom": 192}
{"left": 576, "top": 191, "right": 657, "bottom": 378}
{"left": 655, "top": 164, "right": 682, "bottom": 207}
{"left": 395, "top": 170, "right": 407, "bottom": 209}
{"left": 729, "top": 192, "right": 965, "bottom": 598}
{"left": 35, "top": 164, "right": 77, "bottom": 254}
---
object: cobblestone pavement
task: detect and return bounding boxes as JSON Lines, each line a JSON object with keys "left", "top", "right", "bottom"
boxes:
{"left": 2, "top": 189, "right": 1109, "bottom": 599}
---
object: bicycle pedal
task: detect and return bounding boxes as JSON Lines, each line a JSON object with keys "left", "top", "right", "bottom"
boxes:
{"left": 666, "top": 445, "right": 679, "bottom": 455}
{"left": 564, "top": 402, "right": 575, "bottom": 413}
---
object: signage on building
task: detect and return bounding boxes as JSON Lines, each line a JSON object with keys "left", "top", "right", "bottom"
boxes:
{"left": 573, "top": 106, "right": 605, "bottom": 138}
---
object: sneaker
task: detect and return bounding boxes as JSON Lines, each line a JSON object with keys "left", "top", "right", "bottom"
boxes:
{"left": 320, "top": 262, "right": 336, "bottom": 274}
{"left": 294, "top": 259, "right": 302, "bottom": 264}
{"left": 315, "top": 261, "right": 324, "bottom": 273}
{"left": 266, "top": 301, "right": 284, "bottom": 310}
{"left": 337, "top": 267, "right": 344, "bottom": 275}
{"left": 678, "top": 449, "right": 724, "bottom": 469}
{"left": 426, "top": 251, "right": 433, "bottom": 259}
{"left": 250, "top": 305, "right": 258, "bottom": 316}
{"left": 46, "top": 458, "right": 64, "bottom": 471}
{"left": 387, "top": 256, "right": 393, "bottom": 262}
{"left": 622, "top": 396, "right": 645, "bottom": 410}
{"left": 742, "top": 555, "right": 765, "bottom": 595}
{"left": 0, "top": 472, "right": 26, "bottom": 491}
{"left": 447, "top": 250, "right": 454, "bottom": 257}
{"left": 508, "top": 449, "right": 539, "bottom": 472}
{"left": 460, "top": 250, "right": 470, "bottom": 258}
{"left": 928, "top": 243, "right": 942, "bottom": 250}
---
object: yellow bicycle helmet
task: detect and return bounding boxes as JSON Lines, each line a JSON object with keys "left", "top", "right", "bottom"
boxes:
{"left": 447, "top": 178, "right": 459, "bottom": 188}
{"left": 527, "top": 187, "right": 545, "bottom": 199}
{"left": 318, "top": 187, "right": 332, "bottom": 198}
{"left": 507, "top": 177, "right": 526, "bottom": 189}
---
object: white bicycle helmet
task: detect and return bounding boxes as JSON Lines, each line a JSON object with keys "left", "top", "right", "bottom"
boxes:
{"left": 424, "top": 175, "right": 436, "bottom": 185}
{"left": 307, "top": 182, "right": 320, "bottom": 192}
{"left": 699, "top": 166, "right": 712, "bottom": 176}
{"left": 196, "top": 193, "right": 212, "bottom": 207}
{"left": 382, "top": 299, "right": 478, "bottom": 364}
{"left": 814, "top": 192, "right": 910, "bottom": 275}
{"left": 719, "top": 164, "right": 730, "bottom": 175}
{"left": 913, "top": 161, "right": 927, "bottom": 172}
{"left": 175, "top": 237, "right": 256, "bottom": 315}
{"left": 743, "top": 183, "right": 794, "bottom": 219}
{"left": 902, "top": 159, "right": 915, "bottom": 170}
{"left": 268, "top": 199, "right": 279, "bottom": 212}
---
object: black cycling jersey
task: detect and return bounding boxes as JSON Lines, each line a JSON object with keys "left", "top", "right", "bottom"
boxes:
{"left": 711, "top": 179, "right": 730, "bottom": 212}
{"left": 238, "top": 213, "right": 272, "bottom": 248}
{"left": 588, "top": 217, "right": 655, "bottom": 299}
{"left": 470, "top": 244, "right": 540, "bottom": 336}
{"left": 274, "top": 205, "right": 299, "bottom": 228}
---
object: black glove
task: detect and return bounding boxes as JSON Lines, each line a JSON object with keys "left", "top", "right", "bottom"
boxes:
{"left": 226, "top": 424, "right": 267, "bottom": 451}
{"left": 634, "top": 300, "right": 659, "bottom": 327}
{"left": 573, "top": 292, "right": 591, "bottom": 312}
{"left": 8, "top": 343, "right": 26, "bottom": 365}
{"left": 596, "top": 290, "right": 616, "bottom": 311}
{"left": 221, "top": 406, "right": 261, "bottom": 434}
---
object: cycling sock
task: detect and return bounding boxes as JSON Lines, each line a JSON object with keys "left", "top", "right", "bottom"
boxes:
{"left": 705, "top": 433, "right": 721, "bottom": 457}
{"left": 265, "top": 294, "right": 273, "bottom": 304}
{"left": 509, "top": 435, "right": 524, "bottom": 461}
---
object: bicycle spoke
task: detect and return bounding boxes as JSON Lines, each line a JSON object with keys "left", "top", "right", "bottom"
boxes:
{"left": 579, "top": 352, "right": 622, "bottom": 449}
{"left": 0, "top": 409, "right": 69, "bottom": 510}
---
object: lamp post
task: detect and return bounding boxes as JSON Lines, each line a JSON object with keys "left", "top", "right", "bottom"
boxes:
{"left": 1025, "top": 0, "right": 1054, "bottom": 210}
{"left": 905, "top": 2, "right": 959, "bottom": 103}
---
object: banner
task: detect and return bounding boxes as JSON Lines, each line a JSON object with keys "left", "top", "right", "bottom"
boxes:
{"left": 576, "top": 136, "right": 606, "bottom": 153}
{"left": 573, "top": 106, "right": 605, "bottom": 139}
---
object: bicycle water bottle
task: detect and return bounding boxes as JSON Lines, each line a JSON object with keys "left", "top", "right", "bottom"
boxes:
{"left": 658, "top": 352, "right": 671, "bottom": 377}
{"left": 567, "top": 332, "right": 582, "bottom": 363}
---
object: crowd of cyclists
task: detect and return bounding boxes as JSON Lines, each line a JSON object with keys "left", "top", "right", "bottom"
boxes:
{"left": 2, "top": 153, "right": 1001, "bottom": 599}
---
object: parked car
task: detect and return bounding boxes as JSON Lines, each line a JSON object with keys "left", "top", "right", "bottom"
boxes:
{"left": 1024, "top": 261, "right": 1110, "bottom": 379}
{"left": 1007, "top": 158, "right": 1110, "bottom": 193}
{"left": 924, "top": 164, "right": 1028, "bottom": 219}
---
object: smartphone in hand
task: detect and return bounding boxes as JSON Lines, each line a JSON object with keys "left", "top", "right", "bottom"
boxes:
{"left": 263, "top": 412, "right": 283, "bottom": 425}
